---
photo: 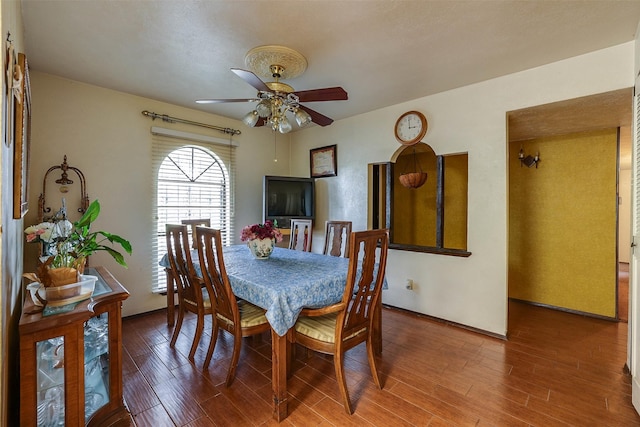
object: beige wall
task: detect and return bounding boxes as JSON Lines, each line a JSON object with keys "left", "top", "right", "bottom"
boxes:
{"left": 289, "top": 42, "right": 635, "bottom": 336}
{"left": 26, "top": 72, "right": 292, "bottom": 316}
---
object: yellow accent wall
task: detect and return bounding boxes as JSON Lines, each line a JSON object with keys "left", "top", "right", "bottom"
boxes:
{"left": 393, "top": 146, "right": 438, "bottom": 246}
{"left": 443, "top": 154, "right": 468, "bottom": 250}
{"left": 391, "top": 146, "right": 468, "bottom": 249}
{"left": 508, "top": 129, "right": 618, "bottom": 317}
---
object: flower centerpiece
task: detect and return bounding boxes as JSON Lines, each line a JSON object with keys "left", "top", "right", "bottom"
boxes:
{"left": 24, "top": 199, "right": 132, "bottom": 292}
{"left": 240, "top": 220, "right": 283, "bottom": 259}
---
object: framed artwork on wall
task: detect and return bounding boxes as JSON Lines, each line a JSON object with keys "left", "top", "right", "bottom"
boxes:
{"left": 13, "top": 52, "right": 30, "bottom": 218}
{"left": 310, "top": 144, "right": 337, "bottom": 178}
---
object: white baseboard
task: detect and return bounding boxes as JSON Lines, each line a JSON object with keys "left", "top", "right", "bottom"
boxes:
{"left": 633, "top": 375, "right": 640, "bottom": 415}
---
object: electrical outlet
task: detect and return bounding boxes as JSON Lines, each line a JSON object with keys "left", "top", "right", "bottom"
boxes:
{"left": 405, "top": 279, "right": 414, "bottom": 290}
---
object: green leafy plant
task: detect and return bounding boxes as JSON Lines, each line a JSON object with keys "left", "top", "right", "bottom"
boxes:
{"left": 25, "top": 199, "right": 132, "bottom": 269}
{"left": 65, "top": 199, "right": 132, "bottom": 267}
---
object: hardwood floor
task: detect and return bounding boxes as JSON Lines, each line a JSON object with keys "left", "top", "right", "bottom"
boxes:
{"left": 121, "top": 301, "right": 640, "bottom": 426}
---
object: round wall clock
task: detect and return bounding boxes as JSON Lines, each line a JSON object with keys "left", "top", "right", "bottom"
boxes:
{"left": 394, "top": 111, "right": 428, "bottom": 145}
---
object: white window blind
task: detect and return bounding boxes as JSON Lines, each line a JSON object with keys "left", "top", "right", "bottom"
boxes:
{"left": 151, "top": 131, "right": 236, "bottom": 292}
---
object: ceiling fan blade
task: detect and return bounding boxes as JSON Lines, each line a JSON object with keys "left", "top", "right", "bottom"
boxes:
{"left": 294, "top": 87, "right": 348, "bottom": 102}
{"left": 299, "top": 105, "right": 334, "bottom": 126}
{"left": 195, "top": 98, "right": 258, "bottom": 104}
{"left": 231, "top": 68, "right": 271, "bottom": 92}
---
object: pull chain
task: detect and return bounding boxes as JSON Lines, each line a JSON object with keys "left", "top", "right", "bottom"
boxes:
{"left": 273, "top": 130, "right": 278, "bottom": 163}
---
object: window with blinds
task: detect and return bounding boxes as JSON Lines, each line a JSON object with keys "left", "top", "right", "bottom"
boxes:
{"left": 151, "top": 132, "right": 235, "bottom": 292}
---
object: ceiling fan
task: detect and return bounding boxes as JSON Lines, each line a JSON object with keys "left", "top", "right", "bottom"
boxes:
{"left": 196, "top": 45, "right": 348, "bottom": 134}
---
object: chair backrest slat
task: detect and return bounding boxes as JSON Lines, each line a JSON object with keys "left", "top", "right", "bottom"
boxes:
{"left": 289, "top": 219, "right": 313, "bottom": 252}
{"left": 339, "top": 229, "right": 389, "bottom": 338}
{"left": 181, "top": 218, "right": 211, "bottom": 249}
{"left": 195, "top": 226, "right": 239, "bottom": 326}
{"left": 165, "top": 224, "right": 202, "bottom": 305}
{"left": 323, "top": 221, "right": 352, "bottom": 258}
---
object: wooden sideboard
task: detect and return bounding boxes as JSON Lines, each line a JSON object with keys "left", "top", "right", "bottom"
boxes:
{"left": 19, "top": 266, "right": 130, "bottom": 426}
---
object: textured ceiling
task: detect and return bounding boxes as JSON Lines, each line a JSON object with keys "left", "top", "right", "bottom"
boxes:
{"left": 508, "top": 89, "right": 633, "bottom": 143}
{"left": 20, "top": 1, "right": 640, "bottom": 130}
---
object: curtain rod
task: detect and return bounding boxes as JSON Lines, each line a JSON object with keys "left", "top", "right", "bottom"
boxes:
{"left": 141, "top": 110, "right": 241, "bottom": 136}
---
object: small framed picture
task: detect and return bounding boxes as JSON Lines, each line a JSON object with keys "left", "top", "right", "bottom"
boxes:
{"left": 310, "top": 144, "right": 337, "bottom": 178}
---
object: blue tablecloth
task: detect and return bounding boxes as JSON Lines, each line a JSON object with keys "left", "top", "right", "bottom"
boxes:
{"left": 161, "top": 245, "right": 351, "bottom": 336}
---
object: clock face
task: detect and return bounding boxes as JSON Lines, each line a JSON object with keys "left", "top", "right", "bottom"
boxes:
{"left": 395, "top": 111, "right": 427, "bottom": 145}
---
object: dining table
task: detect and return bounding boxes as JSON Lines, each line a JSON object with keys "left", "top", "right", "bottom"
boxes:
{"left": 160, "top": 244, "right": 383, "bottom": 421}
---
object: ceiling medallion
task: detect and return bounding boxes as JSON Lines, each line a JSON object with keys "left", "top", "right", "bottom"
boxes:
{"left": 244, "top": 45, "right": 308, "bottom": 80}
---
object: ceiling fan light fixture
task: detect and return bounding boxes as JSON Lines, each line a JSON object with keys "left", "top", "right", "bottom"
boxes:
{"left": 294, "top": 108, "right": 312, "bottom": 127}
{"left": 199, "top": 45, "right": 345, "bottom": 133}
{"left": 242, "top": 110, "right": 259, "bottom": 127}
{"left": 278, "top": 116, "right": 292, "bottom": 133}
{"left": 256, "top": 99, "right": 271, "bottom": 118}
{"left": 266, "top": 81, "right": 295, "bottom": 93}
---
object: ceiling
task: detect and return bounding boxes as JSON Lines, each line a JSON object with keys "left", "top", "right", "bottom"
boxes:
{"left": 20, "top": 1, "right": 640, "bottom": 130}
{"left": 508, "top": 88, "right": 633, "bottom": 143}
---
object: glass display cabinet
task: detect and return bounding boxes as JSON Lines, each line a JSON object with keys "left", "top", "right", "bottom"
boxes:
{"left": 19, "top": 266, "right": 130, "bottom": 426}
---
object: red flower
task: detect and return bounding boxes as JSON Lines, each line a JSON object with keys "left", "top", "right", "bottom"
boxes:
{"left": 240, "top": 220, "right": 283, "bottom": 242}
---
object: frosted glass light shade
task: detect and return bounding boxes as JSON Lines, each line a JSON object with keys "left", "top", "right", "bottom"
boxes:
{"left": 278, "top": 117, "right": 292, "bottom": 133}
{"left": 294, "top": 108, "right": 312, "bottom": 126}
{"left": 256, "top": 100, "right": 272, "bottom": 118}
{"left": 242, "top": 110, "right": 259, "bottom": 127}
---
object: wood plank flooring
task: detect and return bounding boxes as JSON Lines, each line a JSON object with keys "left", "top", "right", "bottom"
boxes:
{"left": 121, "top": 301, "right": 640, "bottom": 426}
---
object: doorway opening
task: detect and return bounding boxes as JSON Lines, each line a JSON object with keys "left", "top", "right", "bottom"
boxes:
{"left": 507, "top": 88, "right": 633, "bottom": 325}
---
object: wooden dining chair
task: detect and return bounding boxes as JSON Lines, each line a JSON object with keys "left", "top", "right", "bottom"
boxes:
{"left": 165, "top": 224, "right": 211, "bottom": 361}
{"left": 289, "top": 218, "right": 313, "bottom": 252}
{"left": 195, "top": 226, "right": 271, "bottom": 386}
{"left": 322, "top": 220, "right": 352, "bottom": 258}
{"left": 181, "top": 218, "right": 211, "bottom": 249}
{"left": 289, "top": 229, "right": 389, "bottom": 414}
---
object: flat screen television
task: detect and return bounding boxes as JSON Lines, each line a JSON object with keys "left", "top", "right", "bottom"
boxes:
{"left": 263, "top": 176, "right": 315, "bottom": 228}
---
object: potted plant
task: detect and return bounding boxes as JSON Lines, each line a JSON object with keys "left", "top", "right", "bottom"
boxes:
{"left": 24, "top": 199, "right": 132, "bottom": 291}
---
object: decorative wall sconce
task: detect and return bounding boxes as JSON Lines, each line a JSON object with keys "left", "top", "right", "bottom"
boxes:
{"left": 518, "top": 148, "right": 540, "bottom": 168}
{"left": 38, "top": 155, "right": 89, "bottom": 222}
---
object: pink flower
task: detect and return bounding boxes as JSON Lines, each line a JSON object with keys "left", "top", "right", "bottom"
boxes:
{"left": 24, "top": 222, "right": 55, "bottom": 243}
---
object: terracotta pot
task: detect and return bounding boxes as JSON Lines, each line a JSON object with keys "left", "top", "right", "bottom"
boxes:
{"left": 44, "top": 266, "right": 81, "bottom": 301}
{"left": 48, "top": 267, "right": 80, "bottom": 287}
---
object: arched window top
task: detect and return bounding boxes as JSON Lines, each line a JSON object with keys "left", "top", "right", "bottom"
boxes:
{"left": 156, "top": 145, "right": 230, "bottom": 233}
{"left": 159, "top": 145, "right": 227, "bottom": 184}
